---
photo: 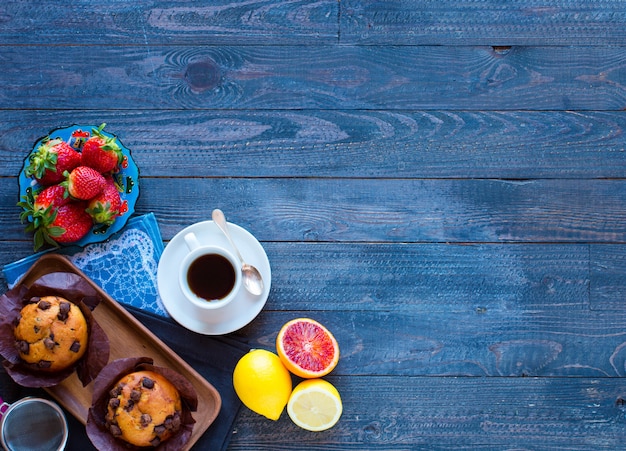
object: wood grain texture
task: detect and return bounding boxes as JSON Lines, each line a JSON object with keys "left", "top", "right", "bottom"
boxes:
{"left": 0, "top": 1, "right": 339, "bottom": 45}
{"left": 236, "top": 307, "right": 626, "bottom": 377}
{"left": 0, "top": 242, "right": 620, "bottom": 314}
{"left": 4, "top": 1, "right": 625, "bottom": 46}
{"left": 2, "top": 45, "right": 626, "bottom": 110}
{"left": 341, "top": 0, "right": 626, "bottom": 45}
{"left": 2, "top": 110, "right": 626, "bottom": 179}
{"left": 143, "top": 178, "right": 626, "bottom": 243}
{"left": 590, "top": 245, "right": 626, "bottom": 311}
{"left": 260, "top": 243, "right": 590, "bottom": 313}
{"left": 6, "top": 177, "right": 626, "bottom": 243}
{"left": 2, "top": 245, "right": 626, "bottom": 378}
{"left": 0, "top": 242, "right": 622, "bottom": 312}
{"left": 2, "top": 1, "right": 626, "bottom": 449}
{"left": 230, "top": 376, "right": 626, "bottom": 449}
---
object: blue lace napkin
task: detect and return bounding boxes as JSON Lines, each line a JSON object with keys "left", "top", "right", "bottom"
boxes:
{"left": 3, "top": 213, "right": 169, "bottom": 317}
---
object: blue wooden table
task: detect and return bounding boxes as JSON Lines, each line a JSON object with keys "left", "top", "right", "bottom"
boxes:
{"left": 1, "top": 1, "right": 626, "bottom": 449}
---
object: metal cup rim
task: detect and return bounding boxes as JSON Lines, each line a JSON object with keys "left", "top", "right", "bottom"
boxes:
{"left": 0, "top": 397, "right": 68, "bottom": 451}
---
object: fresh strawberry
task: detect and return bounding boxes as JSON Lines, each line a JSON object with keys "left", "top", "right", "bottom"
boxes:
{"left": 81, "top": 123, "right": 123, "bottom": 173}
{"left": 51, "top": 203, "right": 93, "bottom": 243}
{"left": 18, "top": 193, "right": 92, "bottom": 250}
{"left": 18, "top": 184, "right": 70, "bottom": 234}
{"left": 24, "top": 138, "right": 82, "bottom": 185}
{"left": 86, "top": 178, "right": 122, "bottom": 225}
{"left": 61, "top": 165, "right": 106, "bottom": 200}
{"left": 34, "top": 184, "right": 71, "bottom": 211}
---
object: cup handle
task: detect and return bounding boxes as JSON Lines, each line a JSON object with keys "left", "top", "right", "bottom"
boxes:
{"left": 0, "top": 398, "right": 9, "bottom": 419}
{"left": 183, "top": 232, "right": 201, "bottom": 251}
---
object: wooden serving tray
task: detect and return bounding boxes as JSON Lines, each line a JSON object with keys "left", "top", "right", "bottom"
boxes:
{"left": 16, "top": 253, "right": 221, "bottom": 450}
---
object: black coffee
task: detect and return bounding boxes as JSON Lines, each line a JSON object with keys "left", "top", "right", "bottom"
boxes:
{"left": 187, "top": 253, "right": 236, "bottom": 301}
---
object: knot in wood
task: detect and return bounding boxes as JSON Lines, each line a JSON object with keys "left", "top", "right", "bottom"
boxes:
{"left": 492, "top": 46, "right": 512, "bottom": 56}
{"left": 363, "top": 422, "right": 381, "bottom": 438}
{"left": 184, "top": 59, "right": 220, "bottom": 92}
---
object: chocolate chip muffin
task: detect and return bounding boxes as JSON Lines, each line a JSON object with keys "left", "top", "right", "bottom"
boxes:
{"left": 13, "top": 295, "right": 88, "bottom": 372}
{"left": 105, "top": 370, "right": 183, "bottom": 447}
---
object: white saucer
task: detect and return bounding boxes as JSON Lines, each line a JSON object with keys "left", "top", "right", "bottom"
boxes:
{"left": 157, "top": 220, "right": 271, "bottom": 335}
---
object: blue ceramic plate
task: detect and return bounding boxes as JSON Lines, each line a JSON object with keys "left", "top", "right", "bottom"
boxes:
{"left": 18, "top": 124, "right": 140, "bottom": 247}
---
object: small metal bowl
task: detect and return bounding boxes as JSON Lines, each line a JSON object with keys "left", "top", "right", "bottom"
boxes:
{"left": 0, "top": 397, "right": 68, "bottom": 451}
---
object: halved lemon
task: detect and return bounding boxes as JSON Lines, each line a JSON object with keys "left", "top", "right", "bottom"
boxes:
{"left": 233, "top": 349, "right": 292, "bottom": 420}
{"left": 287, "top": 379, "right": 342, "bottom": 431}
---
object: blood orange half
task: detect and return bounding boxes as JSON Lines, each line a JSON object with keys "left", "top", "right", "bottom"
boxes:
{"left": 276, "top": 318, "right": 339, "bottom": 378}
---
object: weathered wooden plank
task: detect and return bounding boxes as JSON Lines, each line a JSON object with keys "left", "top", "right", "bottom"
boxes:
{"left": 2, "top": 110, "right": 626, "bottom": 179}
{"left": 0, "top": 245, "right": 620, "bottom": 379}
{"left": 241, "top": 309, "right": 626, "bottom": 377}
{"left": 341, "top": 0, "right": 626, "bottom": 46}
{"left": 3, "top": 1, "right": 625, "bottom": 47}
{"left": 0, "top": 246, "right": 623, "bottom": 377}
{"left": 2, "top": 45, "right": 626, "bottom": 110}
{"left": 0, "top": 242, "right": 596, "bottom": 311}
{"left": 0, "top": 241, "right": 593, "bottom": 311}
{"left": 591, "top": 245, "right": 626, "bottom": 311}
{"left": 4, "top": 178, "right": 626, "bottom": 243}
{"left": 0, "top": 1, "right": 339, "bottom": 45}
{"left": 230, "top": 375, "right": 626, "bottom": 449}
{"left": 2, "top": 243, "right": 622, "bottom": 314}
{"left": 260, "top": 242, "right": 590, "bottom": 313}
{"left": 144, "top": 178, "right": 626, "bottom": 243}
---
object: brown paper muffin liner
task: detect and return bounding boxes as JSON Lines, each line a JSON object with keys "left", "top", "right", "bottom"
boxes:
{"left": 86, "top": 356, "right": 198, "bottom": 450}
{"left": 0, "top": 271, "right": 110, "bottom": 387}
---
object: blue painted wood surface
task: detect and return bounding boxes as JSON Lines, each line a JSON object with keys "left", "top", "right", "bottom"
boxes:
{"left": 1, "top": 1, "right": 626, "bottom": 449}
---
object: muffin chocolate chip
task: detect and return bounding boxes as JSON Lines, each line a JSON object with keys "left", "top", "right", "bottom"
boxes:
{"left": 37, "top": 299, "right": 52, "bottom": 310}
{"left": 130, "top": 389, "right": 141, "bottom": 402}
{"left": 109, "top": 398, "right": 120, "bottom": 409}
{"left": 109, "top": 424, "right": 122, "bottom": 437}
{"left": 38, "top": 360, "right": 52, "bottom": 369}
{"left": 69, "top": 340, "right": 81, "bottom": 353}
{"left": 16, "top": 340, "right": 29, "bottom": 354}
{"left": 44, "top": 336, "right": 56, "bottom": 350}
{"left": 171, "top": 412, "right": 181, "bottom": 430}
{"left": 140, "top": 414, "right": 152, "bottom": 427}
{"left": 164, "top": 412, "right": 182, "bottom": 431}
{"left": 57, "top": 302, "right": 71, "bottom": 321}
{"left": 110, "top": 384, "right": 123, "bottom": 398}
{"left": 141, "top": 376, "right": 155, "bottom": 389}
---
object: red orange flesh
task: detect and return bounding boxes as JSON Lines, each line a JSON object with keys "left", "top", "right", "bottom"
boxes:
{"left": 276, "top": 318, "right": 339, "bottom": 378}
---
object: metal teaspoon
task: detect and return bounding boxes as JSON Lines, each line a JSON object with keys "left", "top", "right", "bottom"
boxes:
{"left": 211, "top": 209, "right": 264, "bottom": 296}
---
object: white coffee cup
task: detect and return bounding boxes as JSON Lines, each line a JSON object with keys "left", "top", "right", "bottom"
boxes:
{"left": 0, "top": 397, "right": 68, "bottom": 451}
{"left": 179, "top": 232, "right": 241, "bottom": 309}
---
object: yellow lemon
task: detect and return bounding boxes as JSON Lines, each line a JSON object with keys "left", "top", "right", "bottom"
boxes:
{"left": 233, "top": 349, "right": 292, "bottom": 420}
{"left": 287, "top": 379, "right": 342, "bottom": 431}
